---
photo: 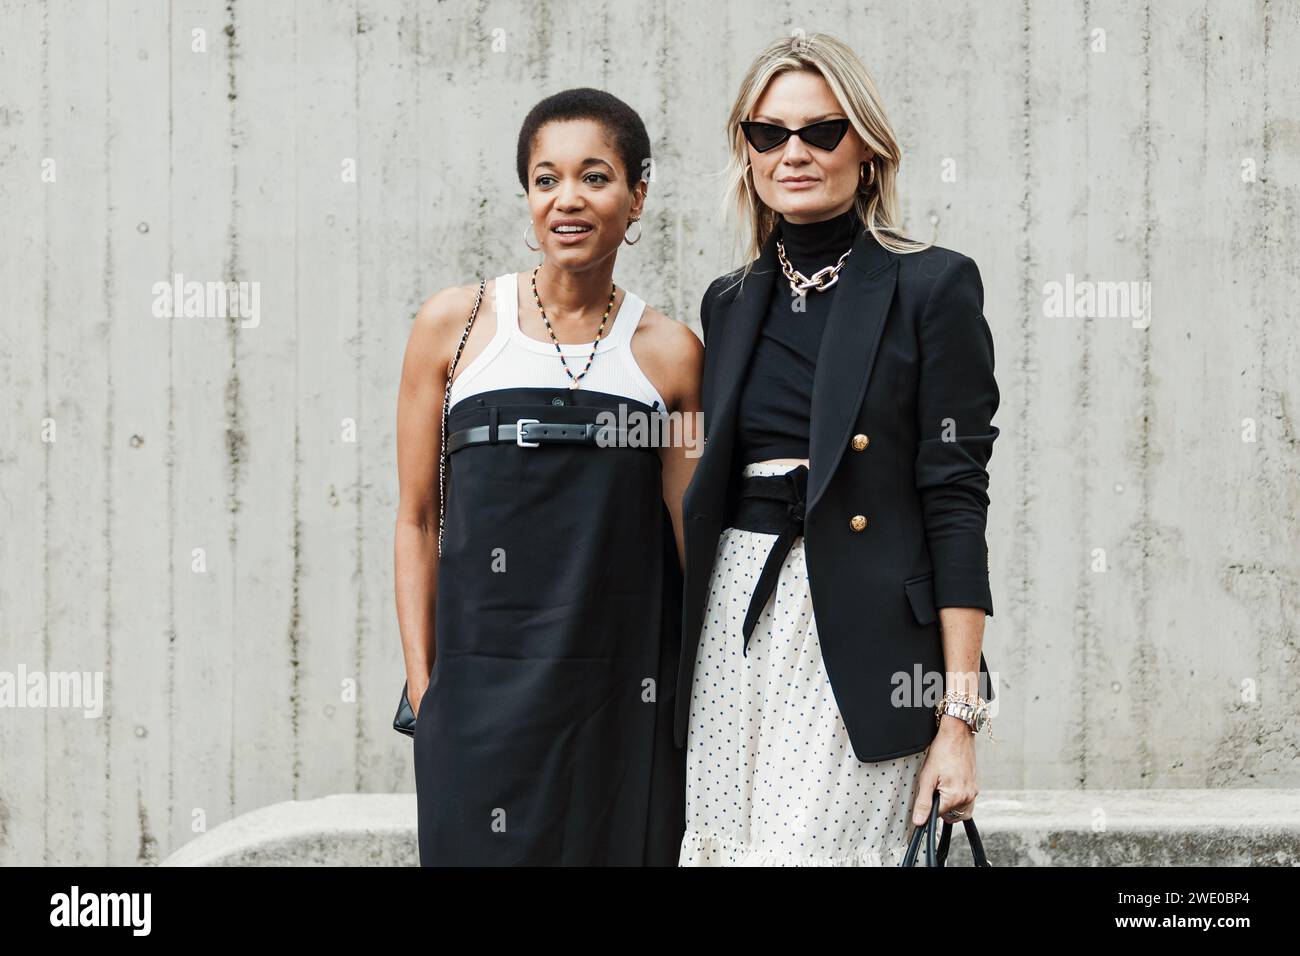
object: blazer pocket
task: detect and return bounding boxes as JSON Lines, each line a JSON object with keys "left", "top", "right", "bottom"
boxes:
{"left": 903, "top": 572, "right": 937, "bottom": 626}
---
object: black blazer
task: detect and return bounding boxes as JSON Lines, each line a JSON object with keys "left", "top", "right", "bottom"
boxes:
{"left": 674, "top": 224, "right": 1000, "bottom": 761}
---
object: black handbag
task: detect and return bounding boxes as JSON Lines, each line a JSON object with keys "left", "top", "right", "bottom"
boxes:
{"left": 393, "top": 680, "right": 418, "bottom": 737}
{"left": 899, "top": 788, "right": 993, "bottom": 866}
{"left": 393, "top": 278, "right": 487, "bottom": 739}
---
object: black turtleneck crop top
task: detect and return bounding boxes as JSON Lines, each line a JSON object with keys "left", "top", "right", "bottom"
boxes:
{"left": 735, "top": 208, "right": 862, "bottom": 464}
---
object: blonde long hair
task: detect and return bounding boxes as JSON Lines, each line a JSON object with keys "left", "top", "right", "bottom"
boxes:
{"left": 720, "top": 33, "right": 930, "bottom": 281}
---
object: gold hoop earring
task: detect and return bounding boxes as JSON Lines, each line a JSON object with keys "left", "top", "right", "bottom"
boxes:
{"left": 860, "top": 162, "right": 876, "bottom": 190}
{"left": 523, "top": 220, "right": 542, "bottom": 252}
{"left": 623, "top": 219, "right": 642, "bottom": 246}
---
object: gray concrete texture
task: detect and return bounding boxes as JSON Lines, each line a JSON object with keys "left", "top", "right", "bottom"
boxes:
{"left": 157, "top": 791, "right": 1300, "bottom": 867}
{"left": 0, "top": 0, "right": 1296, "bottom": 866}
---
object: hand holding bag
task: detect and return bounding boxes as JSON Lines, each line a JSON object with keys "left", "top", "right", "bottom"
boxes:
{"left": 393, "top": 278, "right": 487, "bottom": 738}
{"left": 898, "top": 787, "right": 993, "bottom": 866}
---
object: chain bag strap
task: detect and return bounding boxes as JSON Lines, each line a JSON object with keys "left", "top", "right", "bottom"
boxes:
{"left": 394, "top": 278, "right": 487, "bottom": 738}
{"left": 437, "top": 278, "right": 487, "bottom": 554}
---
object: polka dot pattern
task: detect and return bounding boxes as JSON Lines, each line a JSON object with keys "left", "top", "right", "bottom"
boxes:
{"left": 679, "top": 462, "right": 929, "bottom": 867}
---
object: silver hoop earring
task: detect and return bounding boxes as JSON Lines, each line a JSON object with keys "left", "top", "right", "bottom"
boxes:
{"left": 623, "top": 219, "right": 642, "bottom": 246}
{"left": 523, "top": 220, "right": 542, "bottom": 252}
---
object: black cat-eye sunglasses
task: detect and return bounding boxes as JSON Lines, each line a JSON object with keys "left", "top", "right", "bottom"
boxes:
{"left": 739, "top": 118, "right": 852, "bottom": 153}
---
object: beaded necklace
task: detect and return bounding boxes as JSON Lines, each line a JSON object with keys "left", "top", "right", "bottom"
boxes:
{"left": 529, "top": 264, "right": 617, "bottom": 389}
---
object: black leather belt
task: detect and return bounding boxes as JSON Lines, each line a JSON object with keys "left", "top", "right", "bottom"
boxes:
{"left": 725, "top": 464, "right": 809, "bottom": 657}
{"left": 446, "top": 416, "right": 651, "bottom": 454}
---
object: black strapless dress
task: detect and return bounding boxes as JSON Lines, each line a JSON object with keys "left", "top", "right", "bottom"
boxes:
{"left": 413, "top": 385, "right": 685, "bottom": 865}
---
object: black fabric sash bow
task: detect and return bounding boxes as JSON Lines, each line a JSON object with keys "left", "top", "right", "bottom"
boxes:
{"left": 733, "top": 464, "right": 809, "bottom": 656}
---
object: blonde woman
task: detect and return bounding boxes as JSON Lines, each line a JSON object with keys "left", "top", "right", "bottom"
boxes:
{"left": 674, "top": 33, "right": 1000, "bottom": 866}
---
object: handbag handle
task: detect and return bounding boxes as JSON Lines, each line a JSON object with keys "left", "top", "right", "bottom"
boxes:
{"left": 394, "top": 278, "right": 487, "bottom": 739}
{"left": 899, "top": 788, "right": 993, "bottom": 867}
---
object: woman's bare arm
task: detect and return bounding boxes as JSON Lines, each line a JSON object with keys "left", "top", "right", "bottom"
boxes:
{"left": 642, "top": 314, "right": 705, "bottom": 572}
{"left": 393, "top": 285, "right": 474, "bottom": 717}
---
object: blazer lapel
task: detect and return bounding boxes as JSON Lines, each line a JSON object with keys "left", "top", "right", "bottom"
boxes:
{"left": 707, "top": 233, "right": 779, "bottom": 444}
{"left": 688, "top": 230, "right": 779, "bottom": 519}
{"left": 806, "top": 229, "right": 898, "bottom": 514}
{"left": 689, "top": 223, "right": 898, "bottom": 521}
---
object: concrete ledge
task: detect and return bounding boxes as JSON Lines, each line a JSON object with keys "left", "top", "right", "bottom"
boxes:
{"left": 161, "top": 790, "right": 1300, "bottom": 866}
{"left": 163, "top": 794, "right": 418, "bottom": 867}
{"left": 971, "top": 789, "right": 1300, "bottom": 866}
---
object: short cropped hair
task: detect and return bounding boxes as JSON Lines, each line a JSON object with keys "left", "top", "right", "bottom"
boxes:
{"left": 516, "top": 87, "right": 651, "bottom": 193}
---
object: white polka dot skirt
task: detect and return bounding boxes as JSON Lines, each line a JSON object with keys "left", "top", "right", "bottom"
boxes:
{"left": 679, "top": 462, "right": 929, "bottom": 867}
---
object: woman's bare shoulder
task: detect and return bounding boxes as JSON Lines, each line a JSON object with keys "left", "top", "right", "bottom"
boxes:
{"left": 413, "top": 280, "right": 493, "bottom": 336}
{"left": 630, "top": 303, "right": 704, "bottom": 410}
{"left": 637, "top": 303, "right": 704, "bottom": 355}
{"left": 402, "top": 280, "right": 495, "bottom": 383}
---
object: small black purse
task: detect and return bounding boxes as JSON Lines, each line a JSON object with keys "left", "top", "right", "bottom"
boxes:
{"left": 393, "top": 278, "right": 487, "bottom": 739}
{"left": 899, "top": 788, "right": 993, "bottom": 867}
{"left": 393, "top": 680, "right": 418, "bottom": 738}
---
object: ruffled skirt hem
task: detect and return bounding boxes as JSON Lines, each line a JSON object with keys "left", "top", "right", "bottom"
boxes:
{"left": 678, "top": 829, "right": 907, "bottom": 867}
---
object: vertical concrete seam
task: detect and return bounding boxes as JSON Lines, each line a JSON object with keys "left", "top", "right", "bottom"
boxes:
{"left": 353, "top": 0, "right": 367, "bottom": 792}
{"left": 223, "top": 0, "right": 245, "bottom": 814}
{"left": 102, "top": 18, "right": 116, "bottom": 864}
{"left": 1012, "top": 0, "right": 1037, "bottom": 785}
{"left": 599, "top": 3, "right": 610, "bottom": 88}
{"left": 654, "top": 1, "right": 679, "bottom": 322}
{"left": 288, "top": 1, "right": 303, "bottom": 800}
{"left": 1200, "top": 0, "right": 1209, "bottom": 180}
{"left": 1073, "top": 0, "right": 1095, "bottom": 789}
{"left": 40, "top": 0, "right": 52, "bottom": 866}
{"left": 1133, "top": 0, "right": 1155, "bottom": 783}
{"left": 135, "top": 787, "right": 158, "bottom": 864}
{"left": 165, "top": 0, "right": 178, "bottom": 858}
{"left": 474, "top": 0, "right": 489, "bottom": 274}
{"left": 289, "top": 428, "right": 302, "bottom": 799}
{"left": 415, "top": 5, "right": 423, "bottom": 308}
{"left": 532, "top": 0, "right": 552, "bottom": 95}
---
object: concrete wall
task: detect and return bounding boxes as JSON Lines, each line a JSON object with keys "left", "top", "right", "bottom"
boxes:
{"left": 1, "top": 0, "right": 1296, "bottom": 865}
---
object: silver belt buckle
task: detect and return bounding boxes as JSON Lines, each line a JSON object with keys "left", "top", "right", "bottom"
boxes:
{"left": 515, "top": 418, "right": 540, "bottom": 448}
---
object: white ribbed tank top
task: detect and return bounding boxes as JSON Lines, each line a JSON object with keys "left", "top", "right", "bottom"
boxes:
{"left": 448, "top": 272, "right": 669, "bottom": 413}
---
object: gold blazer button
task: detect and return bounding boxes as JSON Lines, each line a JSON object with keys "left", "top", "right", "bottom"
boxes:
{"left": 851, "top": 433, "right": 870, "bottom": 451}
{"left": 849, "top": 514, "right": 868, "bottom": 532}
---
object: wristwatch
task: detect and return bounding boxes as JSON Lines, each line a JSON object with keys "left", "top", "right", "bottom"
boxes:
{"left": 936, "top": 694, "right": 990, "bottom": 735}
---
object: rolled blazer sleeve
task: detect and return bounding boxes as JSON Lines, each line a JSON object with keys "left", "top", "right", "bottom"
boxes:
{"left": 913, "top": 253, "right": 1000, "bottom": 614}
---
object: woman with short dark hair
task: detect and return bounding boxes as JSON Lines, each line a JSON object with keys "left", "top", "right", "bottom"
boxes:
{"left": 395, "top": 88, "right": 703, "bottom": 865}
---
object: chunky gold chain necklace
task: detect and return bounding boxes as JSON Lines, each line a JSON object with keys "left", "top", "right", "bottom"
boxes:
{"left": 776, "top": 239, "right": 853, "bottom": 295}
{"left": 530, "top": 264, "right": 617, "bottom": 389}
